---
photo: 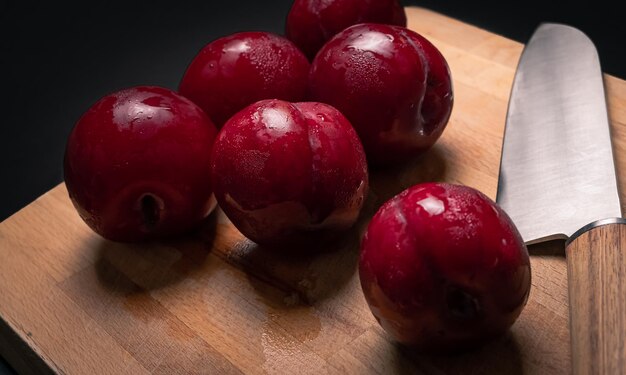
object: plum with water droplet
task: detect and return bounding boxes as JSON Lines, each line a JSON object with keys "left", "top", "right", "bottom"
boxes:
{"left": 358, "top": 182, "right": 531, "bottom": 351}
{"left": 64, "top": 86, "right": 218, "bottom": 242}
{"left": 309, "top": 23, "right": 454, "bottom": 165}
{"left": 285, "top": 0, "right": 407, "bottom": 60}
{"left": 179, "top": 31, "right": 310, "bottom": 128}
{"left": 211, "top": 99, "right": 368, "bottom": 247}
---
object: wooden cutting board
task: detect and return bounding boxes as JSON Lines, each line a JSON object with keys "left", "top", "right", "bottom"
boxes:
{"left": 2, "top": 7, "right": 625, "bottom": 374}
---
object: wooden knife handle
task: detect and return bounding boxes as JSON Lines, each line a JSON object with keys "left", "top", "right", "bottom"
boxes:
{"left": 566, "top": 219, "right": 626, "bottom": 375}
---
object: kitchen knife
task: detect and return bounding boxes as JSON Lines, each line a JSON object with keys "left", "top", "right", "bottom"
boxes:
{"left": 497, "top": 23, "right": 626, "bottom": 374}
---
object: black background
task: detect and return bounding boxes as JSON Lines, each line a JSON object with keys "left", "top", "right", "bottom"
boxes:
{"left": 0, "top": 0, "right": 622, "bottom": 372}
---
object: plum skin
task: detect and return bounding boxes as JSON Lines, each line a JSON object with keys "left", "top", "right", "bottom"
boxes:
{"left": 210, "top": 99, "right": 369, "bottom": 247}
{"left": 358, "top": 182, "right": 531, "bottom": 350}
{"left": 179, "top": 31, "right": 310, "bottom": 128}
{"left": 309, "top": 23, "right": 454, "bottom": 165}
{"left": 286, "top": 0, "right": 407, "bottom": 60}
{"left": 64, "top": 86, "right": 218, "bottom": 242}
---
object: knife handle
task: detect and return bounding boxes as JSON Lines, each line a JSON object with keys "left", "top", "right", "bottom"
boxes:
{"left": 565, "top": 219, "right": 626, "bottom": 375}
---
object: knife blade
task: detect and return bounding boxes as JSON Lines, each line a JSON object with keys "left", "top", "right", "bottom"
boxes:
{"left": 496, "top": 23, "right": 626, "bottom": 374}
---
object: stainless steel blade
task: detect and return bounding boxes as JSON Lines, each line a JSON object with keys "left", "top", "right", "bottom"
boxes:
{"left": 496, "top": 23, "right": 621, "bottom": 244}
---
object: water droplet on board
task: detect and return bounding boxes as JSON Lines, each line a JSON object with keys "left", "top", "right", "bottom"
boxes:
{"left": 261, "top": 305, "right": 323, "bottom": 374}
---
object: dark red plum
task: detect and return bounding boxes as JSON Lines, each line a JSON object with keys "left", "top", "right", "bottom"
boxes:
{"left": 309, "top": 23, "right": 453, "bottom": 165}
{"left": 179, "top": 32, "right": 310, "bottom": 127}
{"left": 286, "top": 0, "right": 407, "bottom": 60}
{"left": 210, "top": 99, "right": 368, "bottom": 247}
{"left": 359, "top": 182, "right": 531, "bottom": 351}
{"left": 64, "top": 86, "right": 218, "bottom": 242}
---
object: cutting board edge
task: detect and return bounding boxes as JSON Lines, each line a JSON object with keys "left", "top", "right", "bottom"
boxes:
{"left": 0, "top": 315, "right": 56, "bottom": 375}
{"left": 0, "top": 184, "right": 64, "bottom": 228}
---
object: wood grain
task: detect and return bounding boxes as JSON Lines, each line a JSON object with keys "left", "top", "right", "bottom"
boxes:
{"left": 566, "top": 224, "right": 626, "bottom": 375}
{"left": 0, "top": 6, "right": 624, "bottom": 374}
